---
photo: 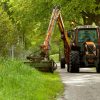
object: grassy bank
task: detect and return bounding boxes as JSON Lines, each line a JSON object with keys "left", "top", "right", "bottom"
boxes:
{"left": 0, "top": 59, "right": 63, "bottom": 100}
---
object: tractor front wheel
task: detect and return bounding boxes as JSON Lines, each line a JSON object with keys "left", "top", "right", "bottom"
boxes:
{"left": 96, "top": 63, "right": 100, "bottom": 73}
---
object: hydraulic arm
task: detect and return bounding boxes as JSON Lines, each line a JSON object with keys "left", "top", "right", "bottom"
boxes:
{"left": 26, "top": 6, "right": 70, "bottom": 72}
{"left": 40, "top": 6, "right": 70, "bottom": 61}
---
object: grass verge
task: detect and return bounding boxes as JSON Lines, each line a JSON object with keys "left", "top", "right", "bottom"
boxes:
{"left": 0, "top": 58, "right": 63, "bottom": 100}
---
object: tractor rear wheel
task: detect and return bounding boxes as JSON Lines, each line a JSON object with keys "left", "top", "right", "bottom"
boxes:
{"left": 60, "top": 57, "right": 65, "bottom": 69}
{"left": 69, "top": 51, "right": 80, "bottom": 73}
{"left": 96, "top": 63, "right": 100, "bottom": 73}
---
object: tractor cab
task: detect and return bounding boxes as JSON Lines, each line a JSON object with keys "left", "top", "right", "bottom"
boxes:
{"left": 74, "top": 25, "right": 99, "bottom": 44}
{"left": 74, "top": 26, "right": 100, "bottom": 67}
{"left": 74, "top": 26, "right": 99, "bottom": 52}
{"left": 77, "top": 28, "right": 98, "bottom": 43}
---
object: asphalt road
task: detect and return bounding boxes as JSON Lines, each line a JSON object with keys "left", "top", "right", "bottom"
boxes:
{"left": 57, "top": 65, "right": 100, "bottom": 100}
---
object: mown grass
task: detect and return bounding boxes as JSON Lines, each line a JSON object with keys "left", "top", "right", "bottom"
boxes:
{"left": 0, "top": 58, "right": 63, "bottom": 100}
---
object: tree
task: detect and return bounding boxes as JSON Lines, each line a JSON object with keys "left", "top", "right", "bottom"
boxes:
{"left": 1, "top": 0, "right": 99, "bottom": 56}
{"left": 0, "top": 6, "right": 14, "bottom": 56}
{"left": 60, "top": 0, "right": 100, "bottom": 25}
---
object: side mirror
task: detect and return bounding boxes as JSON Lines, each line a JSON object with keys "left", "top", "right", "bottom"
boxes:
{"left": 67, "top": 32, "right": 71, "bottom": 37}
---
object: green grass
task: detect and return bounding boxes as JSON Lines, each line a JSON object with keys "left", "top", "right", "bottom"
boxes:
{"left": 0, "top": 58, "right": 63, "bottom": 100}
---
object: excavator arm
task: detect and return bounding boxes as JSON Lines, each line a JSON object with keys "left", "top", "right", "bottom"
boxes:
{"left": 40, "top": 6, "right": 70, "bottom": 61}
{"left": 26, "top": 6, "right": 70, "bottom": 72}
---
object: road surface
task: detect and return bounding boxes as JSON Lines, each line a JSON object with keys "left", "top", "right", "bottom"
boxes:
{"left": 57, "top": 66, "right": 100, "bottom": 100}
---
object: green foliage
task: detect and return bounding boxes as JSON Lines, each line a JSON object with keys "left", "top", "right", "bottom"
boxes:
{"left": 50, "top": 54, "right": 60, "bottom": 62}
{"left": 0, "top": 59, "right": 63, "bottom": 100}
{"left": 0, "top": 6, "right": 15, "bottom": 56}
{"left": 0, "top": 0, "right": 100, "bottom": 57}
{"left": 62, "top": 0, "right": 100, "bottom": 25}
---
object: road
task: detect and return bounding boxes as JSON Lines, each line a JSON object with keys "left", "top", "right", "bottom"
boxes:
{"left": 57, "top": 65, "right": 100, "bottom": 100}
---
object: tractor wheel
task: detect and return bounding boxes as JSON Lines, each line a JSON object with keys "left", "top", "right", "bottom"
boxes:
{"left": 49, "top": 67, "right": 54, "bottom": 73}
{"left": 69, "top": 51, "right": 80, "bottom": 73}
{"left": 49, "top": 60, "right": 55, "bottom": 73}
{"left": 96, "top": 63, "right": 100, "bottom": 73}
{"left": 60, "top": 57, "right": 65, "bottom": 69}
{"left": 67, "top": 64, "right": 69, "bottom": 72}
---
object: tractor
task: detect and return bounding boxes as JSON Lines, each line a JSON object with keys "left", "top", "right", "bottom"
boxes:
{"left": 61, "top": 25, "right": 100, "bottom": 73}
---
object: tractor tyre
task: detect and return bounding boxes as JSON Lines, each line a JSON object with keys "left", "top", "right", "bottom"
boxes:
{"left": 49, "top": 67, "right": 54, "bottom": 73}
{"left": 67, "top": 64, "right": 69, "bottom": 72}
{"left": 60, "top": 57, "right": 65, "bottom": 69}
{"left": 69, "top": 51, "right": 80, "bottom": 73}
{"left": 96, "top": 63, "right": 100, "bottom": 73}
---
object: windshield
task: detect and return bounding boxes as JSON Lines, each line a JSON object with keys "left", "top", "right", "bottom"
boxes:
{"left": 78, "top": 29, "right": 98, "bottom": 43}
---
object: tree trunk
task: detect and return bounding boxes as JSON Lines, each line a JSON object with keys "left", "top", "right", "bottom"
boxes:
{"left": 82, "top": 11, "right": 95, "bottom": 25}
{"left": 94, "top": 14, "right": 100, "bottom": 26}
{"left": 82, "top": 11, "right": 100, "bottom": 26}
